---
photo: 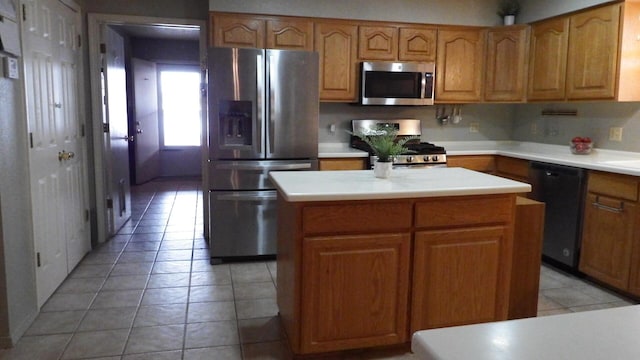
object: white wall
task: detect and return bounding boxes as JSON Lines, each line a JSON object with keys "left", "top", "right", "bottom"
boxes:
{"left": 519, "top": 0, "right": 613, "bottom": 23}
{"left": 209, "top": 0, "right": 505, "bottom": 26}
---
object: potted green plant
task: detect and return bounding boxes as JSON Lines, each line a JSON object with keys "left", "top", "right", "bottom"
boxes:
{"left": 497, "top": 0, "right": 520, "bottom": 25}
{"left": 350, "top": 126, "right": 418, "bottom": 178}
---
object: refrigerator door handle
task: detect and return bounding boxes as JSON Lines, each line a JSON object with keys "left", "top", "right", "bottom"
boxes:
{"left": 213, "top": 162, "right": 312, "bottom": 171}
{"left": 215, "top": 192, "right": 277, "bottom": 202}
{"left": 256, "top": 52, "right": 264, "bottom": 156}
{"left": 267, "top": 52, "right": 276, "bottom": 155}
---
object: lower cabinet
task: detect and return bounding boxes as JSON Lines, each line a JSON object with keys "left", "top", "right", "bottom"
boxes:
{"left": 411, "top": 226, "right": 510, "bottom": 331}
{"left": 301, "top": 233, "right": 411, "bottom": 353}
{"left": 319, "top": 158, "right": 367, "bottom": 170}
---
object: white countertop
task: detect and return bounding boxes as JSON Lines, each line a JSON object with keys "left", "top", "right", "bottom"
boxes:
{"left": 269, "top": 167, "right": 531, "bottom": 202}
{"left": 319, "top": 141, "right": 640, "bottom": 176}
{"left": 412, "top": 305, "right": 640, "bottom": 360}
{"left": 318, "top": 143, "right": 369, "bottom": 158}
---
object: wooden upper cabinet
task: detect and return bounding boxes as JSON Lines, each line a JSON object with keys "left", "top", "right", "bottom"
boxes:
{"left": 527, "top": 17, "right": 569, "bottom": 101}
{"left": 566, "top": 4, "right": 621, "bottom": 100}
{"left": 210, "top": 13, "right": 265, "bottom": 48}
{"left": 436, "top": 28, "right": 486, "bottom": 103}
{"left": 399, "top": 26, "right": 437, "bottom": 61}
{"left": 358, "top": 25, "right": 398, "bottom": 60}
{"left": 485, "top": 25, "right": 529, "bottom": 102}
{"left": 266, "top": 18, "right": 314, "bottom": 50}
{"left": 315, "top": 22, "right": 358, "bottom": 102}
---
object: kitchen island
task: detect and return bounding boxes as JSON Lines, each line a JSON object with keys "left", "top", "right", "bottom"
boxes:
{"left": 270, "top": 168, "right": 532, "bottom": 356}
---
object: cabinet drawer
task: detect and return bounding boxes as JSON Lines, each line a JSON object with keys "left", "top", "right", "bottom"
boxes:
{"left": 415, "top": 195, "right": 513, "bottom": 229}
{"left": 447, "top": 155, "right": 496, "bottom": 173}
{"left": 319, "top": 158, "right": 367, "bottom": 171}
{"left": 496, "top": 156, "right": 529, "bottom": 179}
{"left": 588, "top": 171, "right": 639, "bottom": 202}
{"left": 303, "top": 201, "right": 412, "bottom": 235}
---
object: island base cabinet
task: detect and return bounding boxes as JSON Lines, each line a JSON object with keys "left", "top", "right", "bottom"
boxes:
{"left": 411, "top": 226, "right": 511, "bottom": 332}
{"left": 300, "top": 233, "right": 411, "bottom": 353}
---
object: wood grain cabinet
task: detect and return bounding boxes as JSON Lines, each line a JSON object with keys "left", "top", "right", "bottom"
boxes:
{"left": 209, "top": 13, "right": 265, "bottom": 48}
{"left": 495, "top": 156, "right": 530, "bottom": 183}
{"left": 485, "top": 25, "right": 529, "bottom": 102}
{"left": 436, "top": 28, "right": 486, "bottom": 103}
{"left": 319, "top": 158, "right": 367, "bottom": 171}
{"left": 398, "top": 26, "right": 437, "bottom": 61}
{"left": 527, "top": 17, "right": 569, "bottom": 101}
{"left": 579, "top": 171, "right": 640, "bottom": 293}
{"left": 266, "top": 18, "right": 314, "bottom": 50}
{"left": 447, "top": 155, "right": 496, "bottom": 173}
{"left": 358, "top": 25, "right": 398, "bottom": 60}
{"left": 566, "top": 4, "right": 621, "bottom": 100}
{"left": 315, "top": 22, "right": 359, "bottom": 102}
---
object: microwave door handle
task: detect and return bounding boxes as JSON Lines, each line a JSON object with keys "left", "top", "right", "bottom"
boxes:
{"left": 256, "top": 52, "right": 264, "bottom": 156}
{"left": 420, "top": 72, "right": 427, "bottom": 99}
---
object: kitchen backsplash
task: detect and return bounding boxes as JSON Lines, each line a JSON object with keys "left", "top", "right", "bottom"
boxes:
{"left": 320, "top": 102, "right": 640, "bottom": 154}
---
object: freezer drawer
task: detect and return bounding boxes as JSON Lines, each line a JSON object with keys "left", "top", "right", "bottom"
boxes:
{"left": 208, "top": 159, "right": 317, "bottom": 190}
{"left": 209, "top": 190, "right": 277, "bottom": 258}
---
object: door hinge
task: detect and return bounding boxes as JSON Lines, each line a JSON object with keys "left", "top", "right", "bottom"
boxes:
{"left": 80, "top": 124, "right": 85, "bottom": 137}
{"left": 77, "top": 34, "right": 82, "bottom": 48}
{"left": 106, "top": 198, "right": 113, "bottom": 209}
{"left": 22, "top": 4, "right": 26, "bottom": 21}
{"left": 29, "top": 132, "right": 33, "bottom": 148}
{"left": 99, "top": 43, "right": 106, "bottom": 54}
{"left": 84, "top": 209, "right": 90, "bottom": 222}
{"left": 36, "top": 252, "right": 41, "bottom": 267}
{"left": 103, "top": 123, "right": 110, "bottom": 133}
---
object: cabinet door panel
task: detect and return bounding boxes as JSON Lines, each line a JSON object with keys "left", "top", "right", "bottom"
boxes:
{"left": 211, "top": 14, "right": 265, "bottom": 48}
{"left": 399, "top": 27, "right": 437, "bottom": 62}
{"left": 359, "top": 26, "right": 398, "bottom": 60}
{"left": 266, "top": 19, "right": 313, "bottom": 50}
{"left": 301, "top": 233, "right": 411, "bottom": 353}
{"left": 315, "top": 23, "right": 358, "bottom": 101}
{"left": 579, "top": 193, "right": 635, "bottom": 290}
{"left": 527, "top": 17, "right": 569, "bottom": 100}
{"left": 485, "top": 26, "right": 529, "bottom": 102}
{"left": 566, "top": 4, "right": 621, "bottom": 100}
{"left": 411, "top": 226, "right": 510, "bottom": 331}
{"left": 436, "top": 29, "right": 485, "bottom": 102}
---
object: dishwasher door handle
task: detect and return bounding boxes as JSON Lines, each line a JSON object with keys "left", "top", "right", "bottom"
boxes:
{"left": 592, "top": 196, "right": 624, "bottom": 213}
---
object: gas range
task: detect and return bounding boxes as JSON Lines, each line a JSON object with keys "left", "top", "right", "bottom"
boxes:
{"left": 350, "top": 119, "right": 447, "bottom": 168}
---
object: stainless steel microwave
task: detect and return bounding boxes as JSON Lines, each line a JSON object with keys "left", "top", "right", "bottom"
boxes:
{"left": 360, "top": 61, "right": 435, "bottom": 106}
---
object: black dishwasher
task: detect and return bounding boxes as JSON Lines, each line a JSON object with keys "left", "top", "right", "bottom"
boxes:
{"left": 529, "top": 161, "right": 587, "bottom": 270}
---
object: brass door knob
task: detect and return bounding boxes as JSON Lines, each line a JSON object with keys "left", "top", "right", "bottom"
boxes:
{"left": 58, "top": 150, "right": 75, "bottom": 161}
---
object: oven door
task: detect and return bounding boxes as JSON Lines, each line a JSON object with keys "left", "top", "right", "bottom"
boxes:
{"left": 209, "top": 190, "right": 277, "bottom": 258}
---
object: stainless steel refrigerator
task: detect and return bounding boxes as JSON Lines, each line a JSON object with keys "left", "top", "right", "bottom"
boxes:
{"left": 207, "top": 47, "right": 319, "bottom": 261}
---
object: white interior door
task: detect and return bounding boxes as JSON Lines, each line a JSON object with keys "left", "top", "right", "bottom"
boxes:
{"left": 22, "top": 0, "right": 90, "bottom": 306}
{"left": 103, "top": 26, "right": 131, "bottom": 233}
{"left": 132, "top": 57, "right": 160, "bottom": 184}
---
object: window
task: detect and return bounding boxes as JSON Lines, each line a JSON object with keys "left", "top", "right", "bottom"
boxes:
{"left": 158, "top": 65, "right": 201, "bottom": 147}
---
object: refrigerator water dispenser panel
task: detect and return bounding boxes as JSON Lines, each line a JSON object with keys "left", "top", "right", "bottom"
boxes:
{"left": 218, "top": 100, "right": 252, "bottom": 147}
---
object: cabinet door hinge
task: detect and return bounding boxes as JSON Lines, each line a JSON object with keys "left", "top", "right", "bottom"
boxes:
{"left": 22, "top": 4, "right": 26, "bottom": 21}
{"left": 36, "top": 252, "right": 41, "bottom": 267}
{"left": 29, "top": 132, "right": 33, "bottom": 148}
{"left": 80, "top": 124, "right": 85, "bottom": 137}
{"left": 84, "top": 209, "right": 90, "bottom": 222}
{"left": 103, "top": 123, "right": 109, "bottom": 133}
{"left": 106, "top": 198, "right": 113, "bottom": 209}
{"left": 77, "top": 34, "right": 82, "bottom": 48}
{"left": 99, "top": 43, "right": 106, "bottom": 54}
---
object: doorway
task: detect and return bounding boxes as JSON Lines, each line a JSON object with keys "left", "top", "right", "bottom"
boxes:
{"left": 87, "top": 14, "right": 207, "bottom": 245}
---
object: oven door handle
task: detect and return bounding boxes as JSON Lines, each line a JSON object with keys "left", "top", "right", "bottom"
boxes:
{"left": 215, "top": 191, "right": 277, "bottom": 202}
{"left": 213, "top": 163, "right": 312, "bottom": 171}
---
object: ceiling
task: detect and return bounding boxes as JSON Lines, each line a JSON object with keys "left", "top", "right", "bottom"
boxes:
{"left": 110, "top": 23, "right": 201, "bottom": 41}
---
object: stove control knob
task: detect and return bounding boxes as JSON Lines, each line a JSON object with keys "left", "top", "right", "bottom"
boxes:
{"left": 432, "top": 155, "right": 439, "bottom": 162}
{"left": 406, "top": 156, "right": 413, "bottom": 163}
{"left": 423, "top": 156, "right": 430, "bottom": 162}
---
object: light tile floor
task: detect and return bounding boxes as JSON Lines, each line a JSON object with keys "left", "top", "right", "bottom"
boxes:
{"left": 0, "top": 178, "right": 636, "bottom": 360}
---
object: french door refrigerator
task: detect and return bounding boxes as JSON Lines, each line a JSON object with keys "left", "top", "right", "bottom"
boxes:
{"left": 207, "top": 47, "right": 319, "bottom": 261}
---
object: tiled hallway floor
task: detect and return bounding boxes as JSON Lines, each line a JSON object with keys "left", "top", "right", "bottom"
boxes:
{"left": 0, "top": 178, "right": 636, "bottom": 360}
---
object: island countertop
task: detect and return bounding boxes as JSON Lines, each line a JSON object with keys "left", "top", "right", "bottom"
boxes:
{"left": 269, "top": 167, "right": 531, "bottom": 202}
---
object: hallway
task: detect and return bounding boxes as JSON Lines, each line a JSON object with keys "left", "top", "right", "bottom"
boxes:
{"left": 0, "top": 178, "right": 635, "bottom": 359}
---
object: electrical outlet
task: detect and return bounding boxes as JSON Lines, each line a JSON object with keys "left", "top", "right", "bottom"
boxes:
{"left": 609, "top": 127, "right": 623, "bottom": 142}
{"left": 531, "top": 123, "right": 537, "bottom": 135}
{"left": 469, "top": 122, "right": 479, "bottom": 133}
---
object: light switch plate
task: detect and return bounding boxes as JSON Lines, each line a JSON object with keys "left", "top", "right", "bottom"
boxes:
{"left": 469, "top": 122, "right": 479, "bottom": 133}
{"left": 609, "top": 127, "right": 623, "bottom": 142}
{"left": 3, "top": 56, "right": 19, "bottom": 79}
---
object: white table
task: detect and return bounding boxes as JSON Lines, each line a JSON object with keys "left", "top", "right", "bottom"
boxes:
{"left": 412, "top": 305, "right": 640, "bottom": 360}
